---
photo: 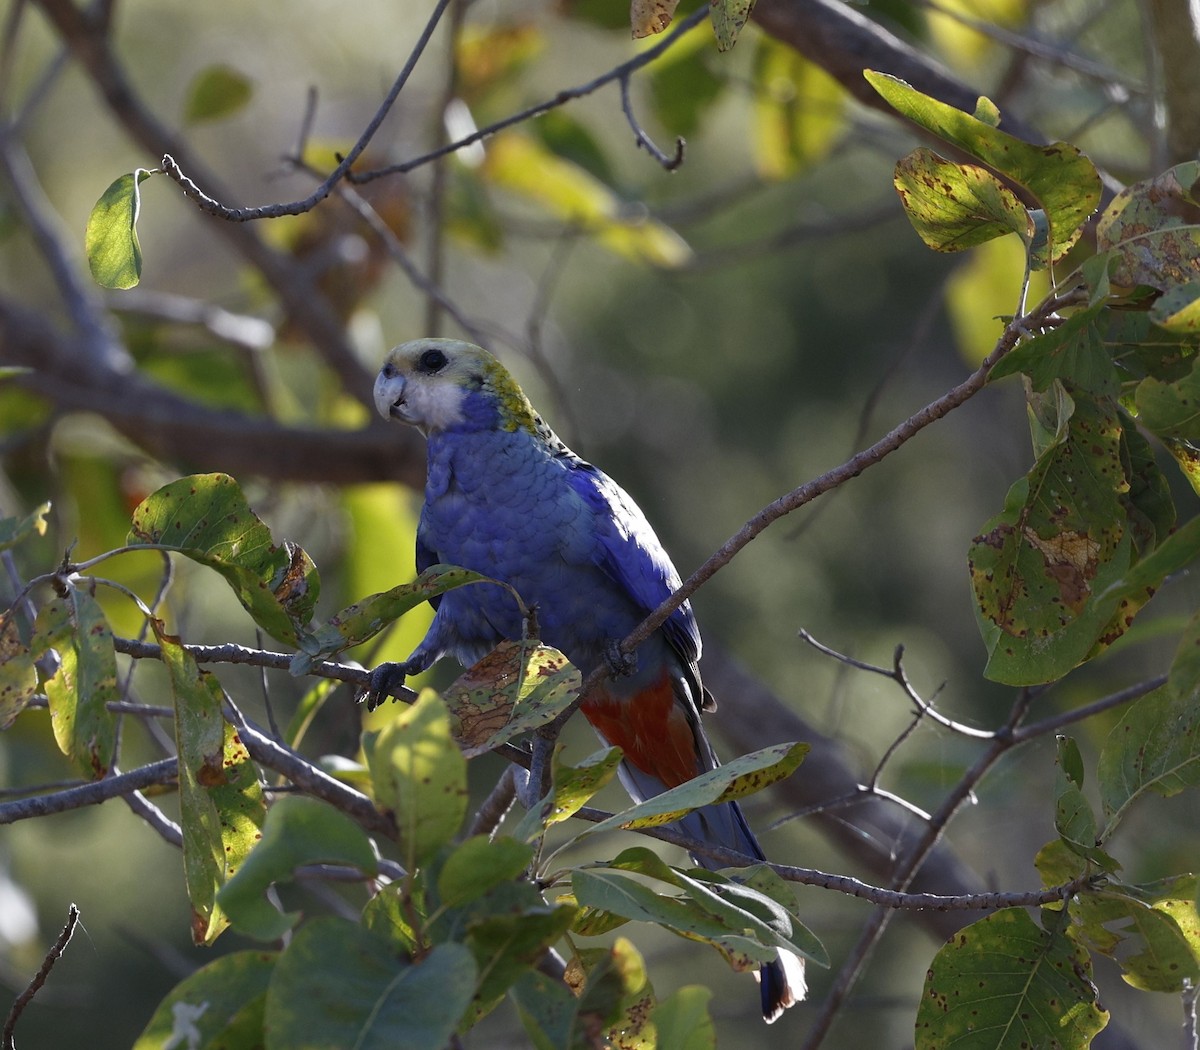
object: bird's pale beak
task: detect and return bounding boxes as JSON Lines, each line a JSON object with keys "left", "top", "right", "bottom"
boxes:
{"left": 374, "top": 371, "right": 409, "bottom": 423}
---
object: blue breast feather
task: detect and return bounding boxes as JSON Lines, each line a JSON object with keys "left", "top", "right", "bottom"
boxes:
{"left": 417, "top": 427, "right": 701, "bottom": 674}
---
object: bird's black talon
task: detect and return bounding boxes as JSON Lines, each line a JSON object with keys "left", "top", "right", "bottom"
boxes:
{"left": 364, "top": 660, "right": 412, "bottom": 711}
{"left": 603, "top": 640, "right": 637, "bottom": 678}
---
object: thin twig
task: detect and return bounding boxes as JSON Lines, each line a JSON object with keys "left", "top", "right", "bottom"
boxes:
{"left": 568, "top": 806, "right": 1090, "bottom": 911}
{"left": 158, "top": 0, "right": 455, "bottom": 221}
{"left": 349, "top": 5, "right": 710, "bottom": 184}
{"left": 619, "top": 72, "right": 684, "bottom": 171}
{"left": 468, "top": 764, "right": 519, "bottom": 838}
{"left": 2, "top": 903, "right": 81, "bottom": 1050}
{"left": 0, "top": 759, "right": 179, "bottom": 824}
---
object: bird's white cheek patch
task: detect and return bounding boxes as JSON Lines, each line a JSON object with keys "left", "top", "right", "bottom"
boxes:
{"left": 411, "top": 382, "right": 466, "bottom": 431}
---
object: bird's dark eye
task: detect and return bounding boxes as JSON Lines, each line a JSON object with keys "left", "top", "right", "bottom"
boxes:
{"left": 417, "top": 348, "right": 448, "bottom": 374}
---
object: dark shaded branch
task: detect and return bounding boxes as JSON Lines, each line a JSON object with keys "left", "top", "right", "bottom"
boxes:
{"left": 751, "top": 0, "right": 1044, "bottom": 142}
{"left": 0, "top": 294, "right": 426, "bottom": 488}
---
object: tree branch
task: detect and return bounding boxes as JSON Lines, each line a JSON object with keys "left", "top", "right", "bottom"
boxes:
{"left": 2, "top": 903, "right": 80, "bottom": 1050}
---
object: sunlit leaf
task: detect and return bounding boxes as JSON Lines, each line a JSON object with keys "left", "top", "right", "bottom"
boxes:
{"left": 915, "top": 908, "right": 1108, "bottom": 1049}
{"left": 366, "top": 689, "right": 468, "bottom": 870}
{"left": 0, "top": 502, "right": 49, "bottom": 552}
{"left": 866, "top": 71, "right": 1100, "bottom": 266}
{"left": 1149, "top": 280, "right": 1200, "bottom": 333}
{"left": 129, "top": 473, "right": 319, "bottom": 646}
{"left": 443, "top": 639, "right": 581, "bottom": 758}
{"left": 483, "top": 132, "right": 691, "bottom": 267}
{"left": 32, "top": 586, "right": 117, "bottom": 779}
{"left": 216, "top": 794, "right": 376, "bottom": 942}
{"left": 582, "top": 742, "right": 806, "bottom": 835}
{"left": 292, "top": 564, "right": 497, "bottom": 674}
{"left": 266, "top": 919, "right": 476, "bottom": 1050}
{"left": 1071, "top": 880, "right": 1200, "bottom": 992}
{"left": 183, "top": 64, "right": 253, "bottom": 125}
{"left": 155, "top": 623, "right": 266, "bottom": 944}
{"left": 86, "top": 169, "right": 154, "bottom": 289}
{"left": 545, "top": 746, "right": 625, "bottom": 827}
{"left": 132, "top": 950, "right": 276, "bottom": 1050}
{"left": 893, "top": 148, "right": 1033, "bottom": 253}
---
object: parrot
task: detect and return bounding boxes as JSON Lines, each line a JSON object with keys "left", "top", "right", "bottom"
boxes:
{"left": 369, "top": 337, "right": 804, "bottom": 1022}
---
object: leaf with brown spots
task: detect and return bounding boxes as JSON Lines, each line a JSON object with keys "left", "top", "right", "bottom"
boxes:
{"left": 866, "top": 71, "right": 1100, "bottom": 267}
{"left": 128, "top": 473, "right": 320, "bottom": 646}
{"left": 915, "top": 908, "right": 1108, "bottom": 1049}
{"left": 1096, "top": 161, "right": 1200, "bottom": 297}
{"left": 0, "top": 615, "right": 36, "bottom": 729}
{"left": 31, "top": 585, "right": 117, "bottom": 779}
{"left": 580, "top": 741, "right": 808, "bottom": 835}
{"left": 631, "top": 0, "right": 678, "bottom": 38}
{"left": 443, "top": 639, "right": 581, "bottom": 758}
{"left": 1071, "top": 879, "right": 1200, "bottom": 993}
{"left": 155, "top": 621, "right": 265, "bottom": 944}
{"left": 291, "top": 564, "right": 495, "bottom": 674}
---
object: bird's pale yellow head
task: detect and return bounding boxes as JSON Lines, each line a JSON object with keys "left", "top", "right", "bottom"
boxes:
{"left": 374, "top": 338, "right": 539, "bottom": 435}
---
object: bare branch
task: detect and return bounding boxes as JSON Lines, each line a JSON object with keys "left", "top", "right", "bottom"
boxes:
{"left": 0, "top": 758, "right": 178, "bottom": 824}
{"left": 349, "top": 5, "right": 710, "bottom": 184}
{"left": 2, "top": 903, "right": 81, "bottom": 1050}
{"left": 619, "top": 73, "right": 685, "bottom": 171}
{"left": 157, "top": 0, "right": 454, "bottom": 221}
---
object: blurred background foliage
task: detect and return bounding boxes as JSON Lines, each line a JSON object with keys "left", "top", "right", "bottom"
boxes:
{"left": 1, "top": 0, "right": 1197, "bottom": 1046}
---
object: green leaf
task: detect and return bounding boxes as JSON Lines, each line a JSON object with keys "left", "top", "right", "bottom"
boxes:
{"left": 652, "top": 985, "right": 715, "bottom": 1050}
{"left": 893, "top": 147, "right": 1033, "bottom": 254}
{"left": 291, "top": 564, "right": 492, "bottom": 673}
{"left": 132, "top": 950, "right": 276, "bottom": 1050}
{"left": 581, "top": 937, "right": 657, "bottom": 1049}
{"left": 216, "top": 794, "right": 376, "bottom": 942}
{"left": 32, "top": 586, "right": 117, "bottom": 779}
{"left": 1098, "top": 612, "right": 1200, "bottom": 835}
{"left": 266, "top": 919, "right": 476, "bottom": 1050}
{"left": 155, "top": 623, "right": 266, "bottom": 944}
{"left": 751, "top": 39, "right": 844, "bottom": 180}
{"left": 581, "top": 741, "right": 808, "bottom": 836}
{"left": 1053, "top": 736, "right": 1118, "bottom": 871}
{"left": 1135, "top": 355, "right": 1200, "bottom": 441}
{"left": 988, "top": 304, "right": 1117, "bottom": 394}
{"left": 483, "top": 132, "right": 691, "bottom": 267}
{"left": 1034, "top": 838, "right": 1087, "bottom": 889}
{"left": 128, "top": 473, "right": 319, "bottom": 646}
{"left": 0, "top": 502, "right": 49, "bottom": 552}
{"left": 709, "top": 0, "right": 756, "bottom": 51}
{"left": 512, "top": 967, "right": 605, "bottom": 1050}
{"left": 969, "top": 394, "right": 1143, "bottom": 685}
{"left": 183, "top": 64, "right": 253, "bottom": 124}
{"left": 915, "top": 908, "right": 1108, "bottom": 1049}
{"left": 649, "top": 23, "right": 725, "bottom": 140}
{"left": 85, "top": 169, "right": 154, "bottom": 289}
{"left": 442, "top": 639, "right": 582, "bottom": 759}
{"left": 1149, "top": 279, "right": 1200, "bottom": 333}
{"left": 436, "top": 835, "right": 533, "bottom": 908}
{"left": 0, "top": 616, "right": 36, "bottom": 730}
{"left": 865, "top": 71, "right": 1100, "bottom": 266}
{"left": 1071, "top": 880, "right": 1200, "bottom": 992}
{"left": 545, "top": 746, "right": 624, "bottom": 827}
{"left": 366, "top": 689, "right": 468, "bottom": 870}
{"left": 1096, "top": 161, "right": 1200, "bottom": 294}
{"left": 457, "top": 891, "right": 578, "bottom": 1010}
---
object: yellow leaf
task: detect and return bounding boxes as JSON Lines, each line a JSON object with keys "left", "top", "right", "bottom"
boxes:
{"left": 631, "top": 0, "right": 679, "bottom": 38}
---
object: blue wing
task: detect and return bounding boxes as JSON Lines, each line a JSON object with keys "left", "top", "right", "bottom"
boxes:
{"left": 565, "top": 460, "right": 702, "bottom": 666}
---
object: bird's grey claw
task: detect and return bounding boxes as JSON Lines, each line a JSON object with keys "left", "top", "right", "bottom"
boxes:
{"left": 603, "top": 640, "right": 637, "bottom": 678}
{"left": 364, "top": 661, "right": 413, "bottom": 711}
